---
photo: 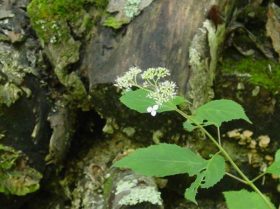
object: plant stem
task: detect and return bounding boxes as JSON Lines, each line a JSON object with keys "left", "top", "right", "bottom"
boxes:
{"left": 217, "top": 126, "right": 221, "bottom": 145}
{"left": 251, "top": 172, "right": 266, "bottom": 183}
{"left": 226, "top": 172, "right": 248, "bottom": 185}
{"left": 175, "top": 108, "right": 274, "bottom": 209}
{"left": 225, "top": 172, "right": 247, "bottom": 184}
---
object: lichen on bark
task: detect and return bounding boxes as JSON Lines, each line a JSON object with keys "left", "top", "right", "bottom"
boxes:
{"left": 0, "top": 45, "right": 35, "bottom": 108}
{"left": 0, "top": 144, "right": 42, "bottom": 196}
{"left": 188, "top": 20, "right": 226, "bottom": 110}
{"left": 104, "top": 0, "right": 154, "bottom": 29}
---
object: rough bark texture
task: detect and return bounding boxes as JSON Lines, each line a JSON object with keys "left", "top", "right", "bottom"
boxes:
{"left": 82, "top": 0, "right": 229, "bottom": 96}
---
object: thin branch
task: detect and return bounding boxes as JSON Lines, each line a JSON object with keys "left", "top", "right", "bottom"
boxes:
{"left": 251, "top": 172, "right": 266, "bottom": 183}
{"left": 225, "top": 172, "right": 247, "bottom": 185}
{"left": 217, "top": 126, "right": 221, "bottom": 145}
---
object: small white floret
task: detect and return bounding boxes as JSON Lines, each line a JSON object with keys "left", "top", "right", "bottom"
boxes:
{"left": 147, "top": 105, "right": 159, "bottom": 117}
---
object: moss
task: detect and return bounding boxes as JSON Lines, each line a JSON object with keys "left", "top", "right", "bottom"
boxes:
{"left": 0, "top": 144, "right": 42, "bottom": 196}
{"left": 103, "top": 16, "right": 128, "bottom": 29}
{"left": 221, "top": 58, "right": 280, "bottom": 93}
{"left": 27, "top": 0, "right": 100, "bottom": 110}
{"left": 28, "top": 0, "right": 80, "bottom": 44}
{"left": 91, "top": 0, "right": 108, "bottom": 9}
{"left": 27, "top": 0, "right": 108, "bottom": 44}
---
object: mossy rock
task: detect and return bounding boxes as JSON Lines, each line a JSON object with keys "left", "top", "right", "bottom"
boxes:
{"left": 221, "top": 58, "right": 280, "bottom": 94}
{"left": 27, "top": 0, "right": 108, "bottom": 45}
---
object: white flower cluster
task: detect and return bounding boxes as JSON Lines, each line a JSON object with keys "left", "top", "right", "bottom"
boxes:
{"left": 115, "top": 66, "right": 177, "bottom": 116}
{"left": 141, "top": 67, "right": 170, "bottom": 80}
{"left": 114, "top": 66, "right": 142, "bottom": 89}
{"left": 147, "top": 80, "right": 177, "bottom": 105}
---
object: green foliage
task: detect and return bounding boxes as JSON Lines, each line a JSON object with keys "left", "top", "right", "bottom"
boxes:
{"left": 184, "top": 154, "right": 225, "bottom": 204}
{"left": 183, "top": 99, "right": 251, "bottom": 131}
{"left": 120, "top": 89, "right": 185, "bottom": 113}
{"left": 120, "top": 89, "right": 154, "bottom": 113}
{"left": 114, "top": 144, "right": 225, "bottom": 204}
{"left": 222, "top": 58, "right": 280, "bottom": 93}
{"left": 184, "top": 172, "right": 204, "bottom": 204}
{"left": 266, "top": 149, "right": 280, "bottom": 175}
{"left": 0, "top": 144, "right": 42, "bottom": 196}
{"left": 114, "top": 143, "right": 207, "bottom": 177}
{"left": 224, "top": 190, "right": 276, "bottom": 209}
{"left": 115, "top": 67, "right": 276, "bottom": 208}
{"left": 201, "top": 154, "right": 225, "bottom": 188}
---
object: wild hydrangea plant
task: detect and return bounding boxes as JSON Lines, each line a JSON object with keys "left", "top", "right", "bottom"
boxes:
{"left": 114, "top": 67, "right": 280, "bottom": 209}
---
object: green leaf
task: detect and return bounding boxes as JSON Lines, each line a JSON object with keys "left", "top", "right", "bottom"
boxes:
{"left": 184, "top": 154, "right": 225, "bottom": 203}
{"left": 120, "top": 89, "right": 185, "bottom": 113}
{"left": 183, "top": 120, "right": 199, "bottom": 132}
{"left": 186, "top": 99, "right": 252, "bottom": 129}
{"left": 113, "top": 143, "right": 207, "bottom": 177}
{"left": 158, "top": 96, "right": 185, "bottom": 112}
{"left": 224, "top": 190, "right": 276, "bottom": 209}
{"left": 184, "top": 172, "right": 205, "bottom": 204}
{"left": 201, "top": 154, "right": 225, "bottom": 188}
{"left": 114, "top": 144, "right": 225, "bottom": 204}
{"left": 267, "top": 149, "right": 280, "bottom": 175}
{"left": 120, "top": 89, "right": 154, "bottom": 113}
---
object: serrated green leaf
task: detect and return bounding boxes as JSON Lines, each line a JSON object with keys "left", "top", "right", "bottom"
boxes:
{"left": 120, "top": 89, "right": 185, "bottom": 114}
{"left": 184, "top": 172, "right": 205, "bottom": 204}
{"left": 201, "top": 154, "right": 225, "bottom": 188}
{"left": 184, "top": 154, "right": 225, "bottom": 204}
{"left": 158, "top": 96, "right": 185, "bottom": 112}
{"left": 224, "top": 190, "right": 276, "bottom": 209}
{"left": 267, "top": 149, "right": 280, "bottom": 175}
{"left": 113, "top": 143, "right": 207, "bottom": 177}
{"left": 183, "top": 120, "right": 197, "bottom": 132}
{"left": 114, "top": 144, "right": 225, "bottom": 204}
{"left": 187, "top": 99, "right": 252, "bottom": 128}
{"left": 120, "top": 89, "right": 154, "bottom": 113}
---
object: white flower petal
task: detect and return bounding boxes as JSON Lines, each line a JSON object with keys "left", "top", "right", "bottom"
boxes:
{"left": 151, "top": 110, "right": 157, "bottom": 116}
{"left": 153, "top": 105, "right": 159, "bottom": 110}
{"left": 147, "top": 106, "right": 153, "bottom": 113}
